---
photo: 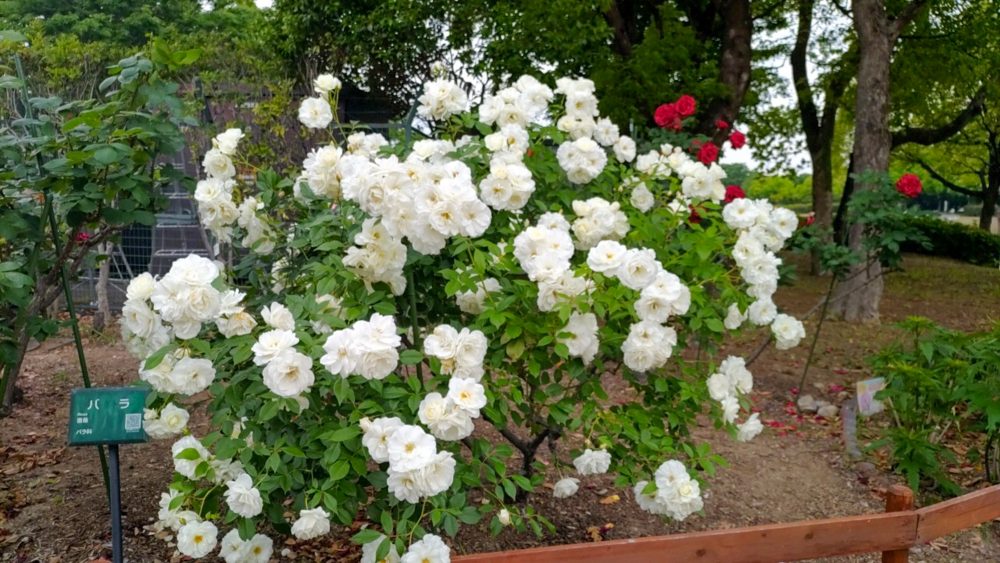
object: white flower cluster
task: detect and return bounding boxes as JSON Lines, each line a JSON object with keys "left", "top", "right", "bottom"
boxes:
{"left": 196, "top": 129, "right": 275, "bottom": 252}
{"left": 550, "top": 448, "right": 612, "bottom": 500}
{"left": 161, "top": 438, "right": 270, "bottom": 560}
{"left": 343, "top": 218, "right": 409, "bottom": 295}
{"left": 250, "top": 303, "right": 316, "bottom": 398}
{"left": 633, "top": 143, "right": 727, "bottom": 204}
{"left": 705, "top": 356, "right": 758, "bottom": 433}
{"left": 120, "top": 272, "right": 171, "bottom": 359}
{"left": 143, "top": 403, "right": 189, "bottom": 439}
{"left": 479, "top": 75, "right": 552, "bottom": 128}
{"left": 633, "top": 459, "right": 703, "bottom": 521}
{"left": 513, "top": 213, "right": 575, "bottom": 282}
{"left": 571, "top": 198, "right": 629, "bottom": 250}
{"left": 144, "top": 254, "right": 225, "bottom": 340}
{"left": 361, "top": 417, "right": 457, "bottom": 504}
{"left": 720, "top": 198, "right": 806, "bottom": 350}
{"left": 419, "top": 325, "right": 489, "bottom": 440}
{"left": 220, "top": 528, "right": 272, "bottom": 563}
{"left": 320, "top": 313, "right": 401, "bottom": 380}
{"left": 585, "top": 240, "right": 691, "bottom": 372}
{"left": 455, "top": 277, "right": 501, "bottom": 314}
{"left": 417, "top": 78, "right": 468, "bottom": 121}
{"left": 197, "top": 129, "right": 243, "bottom": 242}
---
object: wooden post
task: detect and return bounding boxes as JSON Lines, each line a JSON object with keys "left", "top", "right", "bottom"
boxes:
{"left": 882, "top": 484, "right": 914, "bottom": 563}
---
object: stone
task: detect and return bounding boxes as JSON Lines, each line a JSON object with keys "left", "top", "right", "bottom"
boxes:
{"left": 818, "top": 404, "right": 840, "bottom": 419}
{"left": 796, "top": 394, "right": 818, "bottom": 413}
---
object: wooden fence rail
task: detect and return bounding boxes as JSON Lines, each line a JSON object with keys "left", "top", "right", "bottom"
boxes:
{"left": 454, "top": 484, "right": 1000, "bottom": 563}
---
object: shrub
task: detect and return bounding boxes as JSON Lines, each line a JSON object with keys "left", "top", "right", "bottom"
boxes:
{"left": 901, "top": 215, "right": 1000, "bottom": 267}
{"left": 868, "top": 317, "right": 1000, "bottom": 495}
{"left": 123, "top": 77, "right": 807, "bottom": 559}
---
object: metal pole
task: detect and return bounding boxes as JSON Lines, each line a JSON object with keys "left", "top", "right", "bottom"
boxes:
{"left": 108, "top": 444, "right": 123, "bottom": 563}
{"left": 13, "top": 54, "right": 111, "bottom": 499}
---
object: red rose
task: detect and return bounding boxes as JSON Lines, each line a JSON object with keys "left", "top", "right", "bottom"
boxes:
{"left": 654, "top": 103, "right": 676, "bottom": 127}
{"left": 654, "top": 103, "right": 683, "bottom": 130}
{"left": 75, "top": 232, "right": 91, "bottom": 243}
{"left": 697, "top": 141, "right": 719, "bottom": 165}
{"left": 723, "top": 185, "right": 746, "bottom": 203}
{"left": 688, "top": 205, "right": 702, "bottom": 224}
{"left": 895, "top": 173, "right": 922, "bottom": 198}
{"left": 715, "top": 119, "right": 730, "bottom": 130}
{"left": 804, "top": 212, "right": 815, "bottom": 226}
{"left": 729, "top": 130, "right": 746, "bottom": 149}
{"left": 675, "top": 95, "right": 697, "bottom": 117}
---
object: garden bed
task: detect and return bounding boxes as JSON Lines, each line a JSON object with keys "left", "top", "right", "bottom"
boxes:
{"left": 2, "top": 254, "right": 999, "bottom": 562}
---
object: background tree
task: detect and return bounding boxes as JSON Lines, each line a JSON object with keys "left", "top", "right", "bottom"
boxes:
{"left": 268, "top": 0, "right": 761, "bottom": 130}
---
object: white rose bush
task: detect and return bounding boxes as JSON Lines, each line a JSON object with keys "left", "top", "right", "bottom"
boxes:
{"left": 122, "top": 71, "right": 806, "bottom": 560}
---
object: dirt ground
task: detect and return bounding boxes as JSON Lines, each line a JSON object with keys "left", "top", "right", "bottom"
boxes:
{"left": 2, "top": 254, "right": 999, "bottom": 562}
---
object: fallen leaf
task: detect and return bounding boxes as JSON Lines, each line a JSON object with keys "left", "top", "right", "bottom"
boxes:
{"left": 599, "top": 494, "right": 620, "bottom": 505}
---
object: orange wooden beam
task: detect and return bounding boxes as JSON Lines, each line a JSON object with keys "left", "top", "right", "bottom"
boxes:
{"left": 453, "top": 485, "right": 1000, "bottom": 563}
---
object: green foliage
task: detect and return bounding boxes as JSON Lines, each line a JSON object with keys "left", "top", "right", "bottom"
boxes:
{"left": 0, "top": 48, "right": 194, "bottom": 391}
{"left": 790, "top": 172, "right": 929, "bottom": 277}
{"left": 900, "top": 215, "right": 1000, "bottom": 267}
{"left": 868, "top": 317, "right": 1000, "bottom": 495}
{"left": 745, "top": 173, "right": 812, "bottom": 208}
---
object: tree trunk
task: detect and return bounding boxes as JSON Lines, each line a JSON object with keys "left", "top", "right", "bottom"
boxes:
{"left": 93, "top": 243, "right": 111, "bottom": 332}
{"left": 701, "top": 0, "right": 752, "bottom": 136}
{"left": 810, "top": 150, "right": 835, "bottom": 273}
{"left": 983, "top": 131, "right": 1000, "bottom": 232}
{"left": 831, "top": 0, "right": 893, "bottom": 322}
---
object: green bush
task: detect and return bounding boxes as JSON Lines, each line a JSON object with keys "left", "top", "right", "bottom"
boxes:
{"left": 868, "top": 317, "right": 1000, "bottom": 495}
{"left": 901, "top": 215, "right": 1000, "bottom": 267}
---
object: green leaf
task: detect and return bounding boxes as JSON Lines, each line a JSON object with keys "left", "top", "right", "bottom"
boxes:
{"left": 399, "top": 349, "right": 424, "bottom": 365}
{"left": 351, "top": 528, "right": 383, "bottom": 545}
{"left": 323, "top": 426, "right": 360, "bottom": 442}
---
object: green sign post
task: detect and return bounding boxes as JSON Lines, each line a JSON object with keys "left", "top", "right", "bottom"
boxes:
{"left": 68, "top": 387, "right": 149, "bottom": 563}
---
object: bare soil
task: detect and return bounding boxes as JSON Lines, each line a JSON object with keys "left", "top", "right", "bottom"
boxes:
{"left": 2, "top": 254, "right": 999, "bottom": 562}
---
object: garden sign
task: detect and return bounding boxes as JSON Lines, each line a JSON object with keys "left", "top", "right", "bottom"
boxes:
{"left": 68, "top": 386, "right": 149, "bottom": 563}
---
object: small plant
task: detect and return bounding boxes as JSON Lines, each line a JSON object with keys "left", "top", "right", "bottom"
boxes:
{"left": 868, "top": 316, "right": 1000, "bottom": 495}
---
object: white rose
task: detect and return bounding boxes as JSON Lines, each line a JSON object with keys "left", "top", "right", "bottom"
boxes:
{"left": 586, "top": 240, "right": 627, "bottom": 274}
{"left": 126, "top": 272, "right": 155, "bottom": 301}
{"left": 572, "top": 448, "right": 612, "bottom": 476}
{"left": 630, "top": 183, "right": 655, "bottom": 212}
{"left": 553, "top": 477, "right": 580, "bottom": 498}
{"left": 252, "top": 329, "right": 299, "bottom": 366}
{"left": 362, "top": 535, "right": 400, "bottom": 563}
{"left": 169, "top": 357, "right": 215, "bottom": 396}
{"left": 314, "top": 73, "right": 342, "bottom": 94}
{"left": 613, "top": 135, "right": 637, "bottom": 162}
{"left": 213, "top": 128, "right": 244, "bottom": 156}
{"left": 299, "top": 97, "right": 334, "bottom": 129}
{"left": 446, "top": 377, "right": 487, "bottom": 417}
{"left": 261, "top": 302, "right": 295, "bottom": 331}
{"left": 771, "top": 313, "right": 806, "bottom": 350}
{"left": 401, "top": 534, "right": 450, "bottom": 563}
{"left": 617, "top": 248, "right": 660, "bottom": 290}
{"left": 724, "top": 303, "right": 746, "bottom": 330}
{"left": 262, "top": 349, "right": 314, "bottom": 397}
{"left": 291, "top": 507, "right": 331, "bottom": 540}
{"left": 498, "top": 508, "right": 512, "bottom": 526}
{"left": 737, "top": 413, "right": 764, "bottom": 442}
{"left": 362, "top": 416, "right": 403, "bottom": 463}
{"left": 387, "top": 425, "right": 437, "bottom": 472}
{"left": 202, "top": 148, "right": 235, "bottom": 179}
{"left": 158, "top": 403, "right": 189, "bottom": 435}
{"left": 225, "top": 473, "right": 263, "bottom": 518}
{"left": 177, "top": 521, "right": 218, "bottom": 558}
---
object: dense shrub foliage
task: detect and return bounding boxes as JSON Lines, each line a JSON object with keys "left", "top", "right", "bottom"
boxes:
{"left": 122, "top": 73, "right": 807, "bottom": 561}
{"left": 869, "top": 317, "right": 1000, "bottom": 495}
{"left": 901, "top": 215, "right": 1000, "bottom": 267}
